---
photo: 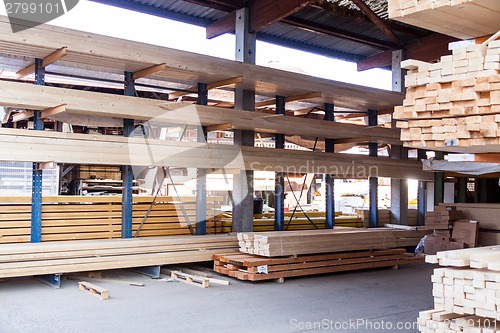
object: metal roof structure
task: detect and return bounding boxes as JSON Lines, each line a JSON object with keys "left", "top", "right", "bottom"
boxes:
{"left": 90, "top": 0, "right": 457, "bottom": 70}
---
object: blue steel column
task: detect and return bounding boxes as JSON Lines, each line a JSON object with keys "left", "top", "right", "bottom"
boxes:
{"left": 417, "top": 149, "right": 427, "bottom": 226}
{"left": 368, "top": 109, "right": 378, "bottom": 228}
{"left": 274, "top": 95, "right": 285, "bottom": 231}
{"left": 31, "top": 58, "right": 45, "bottom": 243}
{"left": 434, "top": 151, "right": 445, "bottom": 206}
{"left": 196, "top": 82, "right": 208, "bottom": 235}
{"left": 122, "top": 71, "right": 135, "bottom": 238}
{"left": 324, "top": 103, "right": 335, "bottom": 229}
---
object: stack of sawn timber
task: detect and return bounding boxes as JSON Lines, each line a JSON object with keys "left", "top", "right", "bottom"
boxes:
{"left": 238, "top": 229, "right": 430, "bottom": 257}
{"left": 394, "top": 40, "right": 500, "bottom": 150}
{"left": 0, "top": 235, "right": 238, "bottom": 279}
{"left": 213, "top": 229, "right": 428, "bottom": 281}
{"left": 419, "top": 247, "right": 500, "bottom": 332}
{"left": 388, "top": 0, "right": 500, "bottom": 39}
{"left": 214, "top": 248, "right": 421, "bottom": 282}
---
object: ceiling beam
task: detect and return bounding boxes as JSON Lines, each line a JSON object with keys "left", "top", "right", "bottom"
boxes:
{"left": 206, "top": 0, "right": 313, "bottom": 38}
{"left": 357, "top": 34, "right": 458, "bottom": 71}
{"left": 207, "top": 10, "right": 236, "bottom": 39}
{"left": 248, "top": 0, "right": 312, "bottom": 33}
{"left": 349, "top": 0, "right": 404, "bottom": 47}
{"left": 282, "top": 17, "right": 399, "bottom": 50}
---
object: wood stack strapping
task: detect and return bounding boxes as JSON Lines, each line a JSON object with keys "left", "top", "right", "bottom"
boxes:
{"left": 0, "top": 196, "right": 222, "bottom": 244}
{"left": 213, "top": 249, "right": 424, "bottom": 281}
{"left": 388, "top": 0, "right": 500, "bottom": 39}
{"left": 394, "top": 41, "right": 500, "bottom": 150}
{"left": 419, "top": 247, "right": 500, "bottom": 332}
{"left": 0, "top": 234, "right": 238, "bottom": 279}
{"left": 237, "top": 229, "right": 430, "bottom": 257}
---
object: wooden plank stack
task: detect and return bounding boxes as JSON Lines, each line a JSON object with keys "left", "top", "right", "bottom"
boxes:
{"left": 0, "top": 234, "right": 238, "bottom": 279}
{"left": 214, "top": 249, "right": 423, "bottom": 281}
{"left": 359, "top": 208, "right": 419, "bottom": 227}
{"left": 388, "top": 0, "right": 500, "bottom": 39}
{"left": 237, "top": 229, "right": 430, "bottom": 257}
{"left": 0, "top": 196, "right": 222, "bottom": 244}
{"left": 419, "top": 247, "right": 500, "bottom": 332}
{"left": 395, "top": 40, "right": 500, "bottom": 150}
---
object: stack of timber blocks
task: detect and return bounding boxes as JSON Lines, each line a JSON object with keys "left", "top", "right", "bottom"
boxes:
{"left": 394, "top": 40, "right": 500, "bottom": 149}
{"left": 424, "top": 206, "right": 478, "bottom": 255}
{"left": 419, "top": 246, "right": 500, "bottom": 332}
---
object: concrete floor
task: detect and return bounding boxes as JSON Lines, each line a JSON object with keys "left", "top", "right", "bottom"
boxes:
{"left": 0, "top": 263, "right": 434, "bottom": 333}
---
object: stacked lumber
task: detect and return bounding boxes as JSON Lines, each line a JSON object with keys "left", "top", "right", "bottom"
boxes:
{"left": 237, "top": 229, "right": 430, "bottom": 257}
{"left": 424, "top": 206, "right": 479, "bottom": 255}
{"left": 395, "top": 41, "right": 500, "bottom": 150}
{"left": 0, "top": 234, "right": 238, "bottom": 279}
{"left": 0, "top": 127, "right": 431, "bottom": 180}
{"left": 220, "top": 212, "right": 363, "bottom": 233}
{"left": 444, "top": 203, "right": 500, "bottom": 246}
{"left": 0, "top": 196, "right": 222, "bottom": 244}
{"left": 419, "top": 247, "right": 500, "bottom": 332}
{"left": 359, "top": 208, "right": 419, "bottom": 227}
{"left": 388, "top": 0, "right": 500, "bottom": 39}
{"left": 213, "top": 248, "right": 423, "bottom": 281}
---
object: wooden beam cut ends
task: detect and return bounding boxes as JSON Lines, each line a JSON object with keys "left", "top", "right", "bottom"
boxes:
{"left": 16, "top": 47, "right": 67, "bottom": 78}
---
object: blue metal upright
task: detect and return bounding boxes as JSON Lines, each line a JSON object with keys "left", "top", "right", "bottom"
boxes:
{"left": 122, "top": 71, "right": 135, "bottom": 239}
{"left": 434, "top": 151, "right": 445, "bottom": 206}
{"left": 417, "top": 149, "right": 427, "bottom": 226}
{"left": 324, "top": 103, "right": 335, "bottom": 229}
{"left": 196, "top": 82, "right": 208, "bottom": 235}
{"left": 274, "top": 95, "right": 285, "bottom": 231}
{"left": 31, "top": 59, "right": 45, "bottom": 243}
{"left": 368, "top": 109, "right": 378, "bottom": 228}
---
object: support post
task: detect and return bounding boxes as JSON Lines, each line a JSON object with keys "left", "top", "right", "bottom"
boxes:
{"left": 457, "top": 177, "right": 467, "bottom": 203}
{"left": 478, "top": 178, "right": 488, "bottom": 203}
{"left": 434, "top": 151, "right": 445, "bottom": 206}
{"left": 368, "top": 109, "right": 378, "bottom": 228}
{"left": 232, "top": 7, "right": 256, "bottom": 232}
{"left": 31, "top": 58, "right": 44, "bottom": 243}
{"left": 274, "top": 95, "right": 285, "bottom": 231}
{"left": 324, "top": 103, "right": 335, "bottom": 229}
{"left": 417, "top": 149, "right": 427, "bottom": 226}
{"left": 122, "top": 71, "right": 135, "bottom": 239}
{"left": 390, "top": 145, "right": 408, "bottom": 225}
{"left": 196, "top": 82, "right": 208, "bottom": 235}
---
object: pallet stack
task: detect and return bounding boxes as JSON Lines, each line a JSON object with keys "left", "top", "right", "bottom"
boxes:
{"left": 394, "top": 40, "right": 500, "bottom": 150}
{"left": 388, "top": 0, "right": 500, "bottom": 39}
{"left": 214, "top": 249, "right": 423, "bottom": 282}
{"left": 419, "top": 247, "right": 500, "bottom": 332}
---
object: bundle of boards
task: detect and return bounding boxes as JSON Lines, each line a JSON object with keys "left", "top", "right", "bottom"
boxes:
{"left": 214, "top": 249, "right": 423, "bottom": 281}
{"left": 0, "top": 235, "right": 238, "bottom": 279}
{"left": 394, "top": 40, "right": 500, "bottom": 152}
{"left": 237, "top": 229, "right": 430, "bottom": 257}
{"left": 419, "top": 246, "right": 500, "bottom": 332}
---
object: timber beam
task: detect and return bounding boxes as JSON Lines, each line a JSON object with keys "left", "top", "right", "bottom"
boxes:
{"left": 169, "top": 76, "right": 243, "bottom": 99}
{"left": 132, "top": 63, "right": 167, "bottom": 80}
{"left": 255, "top": 92, "right": 322, "bottom": 108}
{"left": 16, "top": 47, "right": 67, "bottom": 78}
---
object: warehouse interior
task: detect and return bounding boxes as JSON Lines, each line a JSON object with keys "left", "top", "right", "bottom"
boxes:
{"left": 0, "top": 0, "right": 499, "bottom": 332}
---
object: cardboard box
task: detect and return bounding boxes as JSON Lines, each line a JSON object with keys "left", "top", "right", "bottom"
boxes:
{"left": 452, "top": 220, "right": 478, "bottom": 248}
{"left": 424, "top": 235, "right": 465, "bottom": 255}
{"left": 433, "top": 229, "right": 451, "bottom": 239}
{"left": 425, "top": 217, "right": 452, "bottom": 230}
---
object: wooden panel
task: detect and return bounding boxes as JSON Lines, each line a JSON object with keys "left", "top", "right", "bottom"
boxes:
{"left": 0, "top": 128, "right": 432, "bottom": 180}
{"left": 0, "top": 15, "right": 404, "bottom": 111}
{"left": 0, "top": 80, "right": 401, "bottom": 143}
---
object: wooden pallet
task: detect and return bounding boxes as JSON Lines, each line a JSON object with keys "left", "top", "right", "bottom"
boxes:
{"left": 78, "top": 281, "right": 109, "bottom": 300}
{"left": 213, "top": 249, "right": 424, "bottom": 281}
{"left": 170, "top": 270, "right": 210, "bottom": 288}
